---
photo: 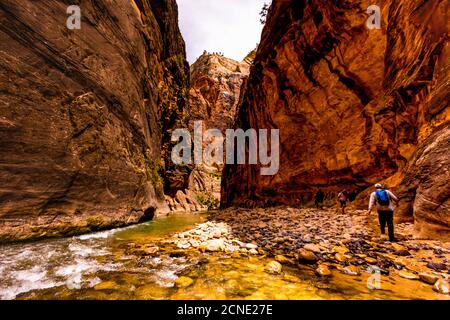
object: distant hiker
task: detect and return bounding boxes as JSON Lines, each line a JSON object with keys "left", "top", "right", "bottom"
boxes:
{"left": 368, "top": 184, "right": 399, "bottom": 242}
{"left": 337, "top": 190, "right": 348, "bottom": 214}
{"left": 315, "top": 190, "right": 325, "bottom": 209}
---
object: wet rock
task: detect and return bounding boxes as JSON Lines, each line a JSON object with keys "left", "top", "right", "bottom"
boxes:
{"left": 316, "top": 264, "right": 332, "bottom": 277}
{"left": 94, "top": 281, "right": 120, "bottom": 291}
{"left": 341, "top": 266, "right": 360, "bottom": 276}
{"left": 204, "top": 239, "right": 225, "bottom": 252}
{"left": 433, "top": 279, "right": 450, "bottom": 295}
{"left": 177, "top": 242, "right": 191, "bottom": 249}
{"left": 391, "top": 243, "right": 407, "bottom": 251}
{"left": 275, "top": 255, "right": 292, "bottom": 265}
{"left": 175, "top": 276, "right": 194, "bottom": 288}
{"left": 297, "top": 249, "right": 318, "bottom": 264}
{"left": 394, "top": 250, "right": 411, "bottom": 257}
{"left": 265, "top": 261, "right": 282, "bottom": 275}
{"left": 398, "top": 271, "right": 420, "bottom": 280}
{"left": 333, "top": 246, "right": 350, "bottom": 254}
{"left": 335, "top": 253, "right": 349, "bottom": 263}
{"left": 304, "top": 244, "right": 321, "bottom": 253}
{"left": 419, "top": 273, "right": 439, "bottom": 285}
{"left": 427, "top": 262, "right": 448, "bottom": 271}
{"left": 365, "top": 257, "right": 378, "bottom": 265}
{"left": 245, "top": 243, "right": 258, "bottom": 250}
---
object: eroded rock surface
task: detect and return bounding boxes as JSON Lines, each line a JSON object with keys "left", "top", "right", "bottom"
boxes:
{"left": 221, "top": 0, "right": 449, "bottom": 239}
{"left": 0, "top": 0, "right": 189, "bottom": 242}
{"left": 164, "top": 51, "right": 255, "bottom": 212}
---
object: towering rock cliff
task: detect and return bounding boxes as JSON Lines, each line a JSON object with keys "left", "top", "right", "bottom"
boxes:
{"left": 165, "top": 51, "right": 254, "bottom": 212}
{"left": 0, "top": 0, "right": 189, "bottom": 242}
{"left": 222, "top": 0, "right": 449, "bottom": 239}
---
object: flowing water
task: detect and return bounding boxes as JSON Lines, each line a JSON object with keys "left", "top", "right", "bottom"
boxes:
{"left": 0, "top": 214, "right": 448, "bottom": 300}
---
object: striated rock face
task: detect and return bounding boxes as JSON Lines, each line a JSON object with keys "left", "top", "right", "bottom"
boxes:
{"left": 221, "top": 0, "right": 449, "bottom": 239}
{"left": 164, "top": 51, "right": 254, "bottom": 212}
{"left": 0, "top": 0, "right": 189, "bottom": 242}
{"left": 187, "top": 51, "right": 254, "bottom": 131}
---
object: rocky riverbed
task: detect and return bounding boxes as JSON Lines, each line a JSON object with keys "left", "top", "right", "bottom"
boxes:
{"left": 169, "top": 207, "right": 450, "bottom": 295}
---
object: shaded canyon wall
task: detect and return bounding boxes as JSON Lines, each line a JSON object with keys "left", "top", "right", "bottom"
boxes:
{"left": 0, "top": 0, "right": 189, "bottom": 242}
{"left": 221, "top": 0, "right": 449, "bottom": 239}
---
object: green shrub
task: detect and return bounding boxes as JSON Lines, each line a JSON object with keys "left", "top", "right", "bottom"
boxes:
{"left": 197, "top": 192, "right": 219, "bottom": 210}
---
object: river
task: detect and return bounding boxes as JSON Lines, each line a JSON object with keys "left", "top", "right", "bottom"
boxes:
{"left": 0, "top": 213, "right": 448, "bottom": 300}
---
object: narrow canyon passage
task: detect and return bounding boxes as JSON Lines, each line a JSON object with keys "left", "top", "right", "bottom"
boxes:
{"left": 0, "top": 0, "right": 448, "bottom": 302}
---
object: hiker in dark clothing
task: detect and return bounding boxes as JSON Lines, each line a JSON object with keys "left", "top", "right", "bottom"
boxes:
{"left": 368, "top": 184, "right": 399, "bottom": 242}
{"left": 337, "top": 190, "right": 348, "bottom": 214}
{"left": 315, "top": 190, "right": 325, "bottom": 209}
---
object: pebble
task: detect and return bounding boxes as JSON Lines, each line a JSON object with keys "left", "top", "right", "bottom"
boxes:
{"left": 333, "top": 246, "right": 350, "bottom": 254}
{"left": 316, "top": 264, "right": 332, "bottom": 277}
{"left": 335, "top": 253, "right": 349, "bottom": 262}
{"left": 365, "top": 257, "right": 378, "bottom": 264}
{"left": 297, "top": 248, "right": 318, "bottom": 263}
{"left": 398, "top": 271, "right": 420, "bottom": 280}
{"left": 419, "top": 273, "right": 439, "bottom": 285}
{"left": 341, "top": 265, "right": 360, "bottom": 276}
{"left": 433, "top": 279, "right": 450, "bottom": 295}
{"left": 275, "top": 255, "right": 292, "bottom": 264}
{"left": 304, "top": 244, "right": 321, "bottom": 253}
{"left": 175, "top": 276, "right": 194, "bottom": 288}
{"left": 265, "top": 261, "right": 282, "bottom": 274}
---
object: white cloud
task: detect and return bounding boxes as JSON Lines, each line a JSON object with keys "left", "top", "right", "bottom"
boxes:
{"left": 177, "top": 0, "right": 268, "bottom": 63}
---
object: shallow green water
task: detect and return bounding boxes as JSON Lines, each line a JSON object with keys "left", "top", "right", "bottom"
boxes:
{"left": 0, "top": 214, "right": 447, "bottom": 300}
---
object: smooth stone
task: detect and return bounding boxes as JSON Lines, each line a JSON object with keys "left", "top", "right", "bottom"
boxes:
{"left": 94, "top": 281, "right": 120, "bottom": 291}
{"left": 419, "top": 273, "right": 439, "bottom": 285}
{"left": 335, "top": 253, "right": 349, "bottom": 262}
{"left": 245, "top": 243, "right": 258, "bottom": 250}
{"left": 391, "top": 243, "right": 407, "bottom": 251}
{"left": 175, "top": 276, "right": 194, "bottom": 288}
{"left": 142, "top": 246, "right": 160, "bottom": 254}
{"left": 205, "top": 239, "right": 225, "bottom": 252}
{"left": 433, "top": 279, "right": 450, "bottom": 295}
{"left": 297, "top": 248, "right": 318, "bottom": 263}
{"left": 177, "top": 242, "right": 191, "bottom": 249}
{"left": 394, "top": 250, "right": 411, "bottom": 256}
{"left": 316, "top": 264, "right": 332, "bottom": 277}
{"left": 275, "top": 255, "right": 292, "bottom": 264}
{"left": 365, "top": 257, "right": 378, "bottom": 264}
{"left": 265, "top": 261, "right": 282, "bottom": 274}
{"left": 304, "top": 243, "right": 321, "bottom": 253}
{"left": 427, "top": 262, "right": 447, "bottom": 271}
{"left": 333, "top": 246, "right": 350, "bottom": 254}
{"left": 341, "top": 265, "right": 360, "bottom": 276}
{"left": 398, "top": 271, "right": 420, "bottom": 280}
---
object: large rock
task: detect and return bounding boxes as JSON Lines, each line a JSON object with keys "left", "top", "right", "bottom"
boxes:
{"left": 164, "top": 51, "right": 255, "bottom": 212}
{"left": 221, "top": 0, "right": 449, "bottom": 239}
{"left": 0, "top": 0, "right": 189, "bottom": 242}
{"left": 187, "top": 51, "right": 254, "bottom": 131}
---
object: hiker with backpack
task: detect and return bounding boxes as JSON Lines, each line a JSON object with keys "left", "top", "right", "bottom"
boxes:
{"left": 368, "top": 184, "right": 399, "bottom": 242}
{"left": 315, "top": 189, "right": 325, "bottom": 209}
{"left": 337, "top": 190, "right": 349, "bottom": 214}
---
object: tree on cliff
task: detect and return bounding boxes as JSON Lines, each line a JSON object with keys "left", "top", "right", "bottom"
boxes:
{"left": 259, "top": 3, "right": 269, "bottom": 25}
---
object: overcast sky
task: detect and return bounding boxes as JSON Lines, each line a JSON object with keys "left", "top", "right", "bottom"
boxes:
{"left": 178, "top": 0, "right": 268, "bottom": 64}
